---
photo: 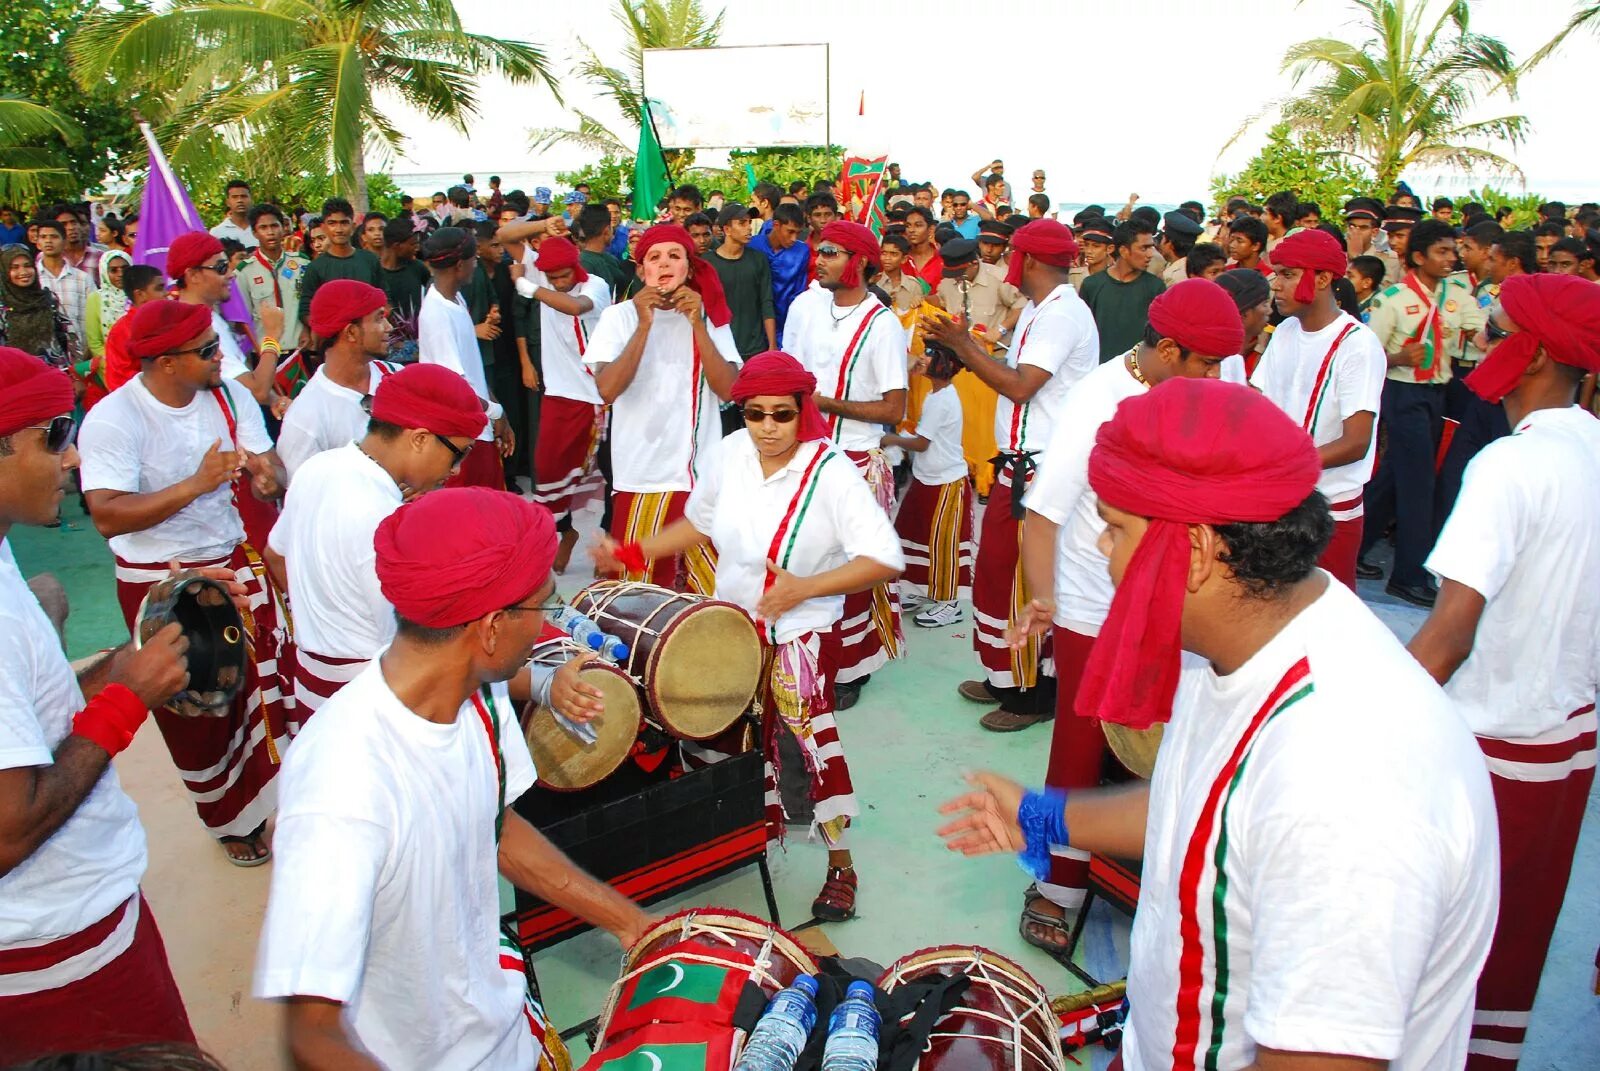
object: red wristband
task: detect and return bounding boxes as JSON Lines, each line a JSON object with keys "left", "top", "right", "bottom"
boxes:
{"left": 72, "top": 684, "right": 151, "bottom": 758}
{"left": 615, "top": 541, "right": 648, "bottom": 573}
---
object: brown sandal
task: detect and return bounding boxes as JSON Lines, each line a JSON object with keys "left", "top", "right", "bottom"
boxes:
{"left": 980, "top": 708, "right": 1054, "bottom": 733}
{"left": 811, "top": 866, "right": 858, "bottom": 922}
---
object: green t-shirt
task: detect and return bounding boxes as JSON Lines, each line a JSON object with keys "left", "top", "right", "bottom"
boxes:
{"left": 375, "top": 259, "right": 431, "bottom": 331}
{"left": 296, "top": 247, "right": 382, "bottom": 325}
{"left": 1078, "top": 268, "right": 1166, "bottom": 362}
{"left": 706, "top": 246, "right": 776, "bottom": 358}
{"left": 579, "top": 249, "right": 631, "bottom": 304}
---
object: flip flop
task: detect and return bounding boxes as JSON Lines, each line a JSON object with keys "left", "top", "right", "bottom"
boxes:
{"left": 219, "top": 822, "right": 272, "bottom": 868}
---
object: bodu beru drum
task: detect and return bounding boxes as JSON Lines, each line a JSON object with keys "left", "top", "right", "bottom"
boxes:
{"left": 1103, "top": 721, "right": 1165, "bottom": 779}
{"left": 133, "top": 574, "right": 247, "bottom": 718}
{"left": 521, "top": 634, "right": 644, "bottom": 791}
{"left": 569, "top": 581, "right": 762, "bottom": 741}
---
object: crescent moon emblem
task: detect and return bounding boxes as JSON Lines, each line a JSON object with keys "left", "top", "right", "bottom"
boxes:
{"left": 643, "top": 1052, "right": 663, "bottom": 1071}
{"left": 658, "top": 962, "right": 685, "bottom": 993}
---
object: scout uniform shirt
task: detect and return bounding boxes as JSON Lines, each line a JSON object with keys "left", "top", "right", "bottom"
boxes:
{"left": 239, "top": 248, "right": 309, "bottom": 347}
{"left": 1364, "top": 273, "right": 1484, "bottom": 386}
{"left": 935, "top": 263, "right": 1026, "bottom": 338}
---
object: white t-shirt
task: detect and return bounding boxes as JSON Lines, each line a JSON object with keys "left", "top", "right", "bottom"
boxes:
{"left": 268, "top": 444, "right": 402, "bottom": 659}
{"left": 539, "top": 274, "right": 612, "bottom": 405}
{"left": 276, "top": 363, "right": 395, "bottom": 483}
{"left": 0, "top": 555, "right": 146, "bottom": 972}
{"left": 213, "top": 309, "right": 252, "bottom": 383}
{"left": 993, "top": 283, "right": 1098, "bottom": 455}
{"left": 1022, "top": 356, "right": 1144, "bottom": 633}
{"left": 1427, "top": 405, "right": 1600, "bottom": 740}
{"left": 255, "top": 667, "right": 536, "bottom": 1070}
{"left": 418, "top": 286, "right": 494, "bottom": 443}
{"left": 684, "top": 431, "right": 903, "bottom": 644}
{"left": 1124, "top": 581, "right": 1498, "bottom": 1071}
{"left": 583, "top": 303, "right": 741, "bottom": 493}
{"left": 210, "top": 217, "right": 259, "bottom": 249}
{"left": 911, "top": 384, "right": 966, "bottom": 485}
{"left": 781, "top": 291, "right": 909, "bottom": 451}
{"left": 79, "top": 376, "right": 272, "bottom": 562}
{"left": 1250, "top": 312, "right": 1385, "bottom": 505}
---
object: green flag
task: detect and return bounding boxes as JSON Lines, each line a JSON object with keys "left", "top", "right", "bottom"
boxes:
{"left": 633, "top": 103, "right": 670, "bottom": 223}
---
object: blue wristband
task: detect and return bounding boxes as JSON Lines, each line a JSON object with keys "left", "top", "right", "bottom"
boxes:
{"left": 1016, "top": 787, "right": 1070, "bottom": 882}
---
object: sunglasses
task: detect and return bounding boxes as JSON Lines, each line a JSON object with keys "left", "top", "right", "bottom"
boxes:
{"left": 434, "top": 433, "right": 469, "bottom": 469}
{"left": 1484, "top": 318, "right": 1512, "bottom": 343}
{"left": 197, "top": 261, "right": 232, "bottom": 277}
{"left": 814, "top": 244, "right": 848, "bottom": 258}
{"left": 25, "top": 414, "right": 76, "bottom": 454}
{"left": 742, "top": 406, "right": 799, "bottom": 425}
{"left": 170, "top": 338, "right": 223, "bottom": 361}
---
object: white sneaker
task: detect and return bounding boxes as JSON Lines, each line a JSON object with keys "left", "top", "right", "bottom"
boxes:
{"left": 900, "top": 590, "right": 929, "bottom": 610}
{"left": 913, "top": 601, "right": 962, "bottom": 628}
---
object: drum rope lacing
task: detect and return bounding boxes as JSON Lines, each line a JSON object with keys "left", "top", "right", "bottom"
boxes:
{"left": 573, "top": 580, "right": 677, "bottom": 683}
{"left": 884, "top": 950, "right": 1061, "bottom": 1071}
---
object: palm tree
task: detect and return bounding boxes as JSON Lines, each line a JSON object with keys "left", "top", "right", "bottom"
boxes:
{"left": 1522, "top": 3, "right": 1599, "bottom": 71}
{"left": 1264, "top": 0, "right": 1527, "bottom": 190}
{"left": 69, "top": 0, "right": 559, "bottom": 213}
{"left": 0, "top": 97, "right": 81, "bottom": 203}
{"left": 530, "top": 0, "right": 724, "bottom": 155}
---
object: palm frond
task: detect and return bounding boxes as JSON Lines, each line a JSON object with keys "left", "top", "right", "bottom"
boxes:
{"left": 0, "top": 98, "right": 83, "bottom": 145}
{"left": 1520, "top": 2, "right": 1598, "bottom": 72}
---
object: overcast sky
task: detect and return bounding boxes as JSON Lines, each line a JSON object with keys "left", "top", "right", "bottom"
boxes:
{"left": 383, "top": 0, "right": 1595, "bottom": 203}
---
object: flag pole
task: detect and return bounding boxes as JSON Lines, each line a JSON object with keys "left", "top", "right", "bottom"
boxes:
{"left": 643, "top": 100, "right": 675, "bottom": 188}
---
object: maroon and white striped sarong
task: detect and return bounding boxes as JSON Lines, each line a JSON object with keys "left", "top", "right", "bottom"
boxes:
{"left": 532, "top": 394, "right": 604, "bottom": 519}
{"left": 971, "top": 469, "right": 1053, "bottom": 690}
{"left": 113, "top": 547, "right": 291, "bottom": 838}
{"left": 1319, "top": 491, "right": 1364, "bottom": 591}
{"left": 1467, "top": 703, "right": 1597, "bottom": 1069}
{"left": 291, "top": 648, "right": 370, "bottom": 733}
{"left": 833, "top": 449, "right": 903, "bottom": 684}
{"left": 894, "top": 475, "right": 974, "bottom": 602}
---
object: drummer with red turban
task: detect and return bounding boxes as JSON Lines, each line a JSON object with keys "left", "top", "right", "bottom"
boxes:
{"left": 582, "top": 223, "right": 741, "bottom": 593}
{"left": 940, "top": 377, "right": 1499, "bottom": 1071}
{"left": 259, "top": 487, "right": 653, "bottom": 1071}
{"left": 1251, "top": 227, "right": 1388, "bottom": 589}
{"left": 78, "top": 298, "right": 291, "bottom": 866}
{"left": 924, "top": 218, "right": 1099, "bottom": 734}
{"left": 595, "top": 351, "right": 903, "bottom": 922}
{"left": 1409, "top": 273, "right": 1600, "bottom": 1068}
{"left": 780, "top": 220, "right": 910, "bottom": 707}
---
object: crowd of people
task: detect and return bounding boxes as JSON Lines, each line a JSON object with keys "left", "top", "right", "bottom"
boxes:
{"left": 0, "top": 157, "right": 1597, "bottom": 1071}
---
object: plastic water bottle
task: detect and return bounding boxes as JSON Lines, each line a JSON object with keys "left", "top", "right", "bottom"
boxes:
{"left": 546, "top": 604, "right": 630, "bottom": 662}
{"left": 734, "top": 974, "right": 819, "bottom": 1071}
{"left": 820, "top": 981, "right": 880, "bottom": 1071}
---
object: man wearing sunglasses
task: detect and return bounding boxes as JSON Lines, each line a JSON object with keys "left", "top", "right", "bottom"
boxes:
{"left": 0, "top": 348, "right": 198, "bottom": 1056}
{"left": 167, "top": 230, "right": 282, "bottom": 409}
{"left": 79, "top": 300, "right": 290, "bottom": 867}
{"left": 781, "top": 220, "right": 909, "bottom": 709}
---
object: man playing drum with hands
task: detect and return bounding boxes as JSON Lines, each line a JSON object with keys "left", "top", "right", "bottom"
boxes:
{"left": 594, "top": 352, "right": 903, "bottom": 923}
{"left": 940, "top": 379, "right": 1499, "bottom": 1071}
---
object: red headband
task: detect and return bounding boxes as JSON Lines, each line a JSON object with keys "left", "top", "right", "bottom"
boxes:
{"left": 165, "top": 231, "right": 224, "bottom": 280}
{"left": 730, "top": 351, "right": 829, "bottom": 442}
{"left": 308, "top": 279, "right": 388, "bottom": 339}
{"left": 125, "top": 300, "right": 212, "bottom": 360}
{"left": 819, "top": 220, "right": 881, "bottom": 288}
{"left": 1147, "top": 278, "right": 1246, "bottom": 358}
{"left": 375, "top": 488, "right": 558, "bottom": 629}
{"left": 1269, "top": 228, "right": 1347, "bottom": 304}
{"left": 370, "top": 364, "right": 488, "bottom": 439}
{"left": 1006, "top": 219, "right": 1079, "bottom": 288}
{"left": 1465, "top": 272, "right": 1600, "bottom": 403}
{"left": 534, "top": 236, "right": 588, "bottom": 283}
{"left": 0, "top": 347, "right": 74, "bottom": 438}
{"left": 1076, "top": 379, "right": 1322, "bottom": 730}
{"left": 634, "top": 224, "right": 731, "bottom": 327}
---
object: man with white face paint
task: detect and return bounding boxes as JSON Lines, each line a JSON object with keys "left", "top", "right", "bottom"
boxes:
{"left": 584, "top": 224, "right": 742, "bottom": 592}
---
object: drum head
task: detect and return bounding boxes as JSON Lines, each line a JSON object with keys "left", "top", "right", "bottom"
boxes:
{"left": 649, "top": 603, "right": 761, "bottom": 740}
{"left": 134, "top": 576, "right": 246, "bottom": 717}
{"left": 524, "top": 665, "right": 641, "bottom": 791}
{"left": 1103, "top": 721, "right": 1164, "bottom": 779}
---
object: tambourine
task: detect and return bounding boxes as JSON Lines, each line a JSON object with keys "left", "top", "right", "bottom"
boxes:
{"left": 134, "top": 574, "right": 247, "bottom": 718}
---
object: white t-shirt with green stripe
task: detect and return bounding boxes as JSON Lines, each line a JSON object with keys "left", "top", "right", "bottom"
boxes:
{"left": 1123, "top": 579, "right": 1498, "bottom": 1070}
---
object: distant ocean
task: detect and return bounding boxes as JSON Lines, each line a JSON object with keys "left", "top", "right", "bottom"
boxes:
{"left": 394, "top": 171, "right": 564, "bottom": 197}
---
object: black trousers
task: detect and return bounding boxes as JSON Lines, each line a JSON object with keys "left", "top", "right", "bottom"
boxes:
{"left": 1434, "top": 362, "right": 1510, "bottom": 535}
{"left": 1360, "top": 379, "right": 1446, "bottom": 587}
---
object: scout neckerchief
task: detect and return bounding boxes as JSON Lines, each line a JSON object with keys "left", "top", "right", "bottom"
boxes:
{"left": 1299, "top": 320, "right": 1359, "bottom": 432}
{"left": 826, "top": 302, "right": 891, "bottom": 438}
{"left": 469, "top": 685, "right": 507, "bottom": 841}
{"left": 252, "top": 248, "right": 288, "bottom": 308}
{"left": 1400, "top": 270, "right": 1445, "bottom": 382}
{"left": 759, "top": 441, "right": 835, "bottom": 643}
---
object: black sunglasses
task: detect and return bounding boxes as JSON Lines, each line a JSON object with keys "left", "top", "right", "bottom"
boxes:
{"left": 1484, "top": 318, "right": 1512, "bottom": 343}
{"left": 26, "top": 415, "right": 76, "bottom": 454}
{"left": 814, "top": 244, "right": 848, "bottom": 258}
{"left": 743, "top": 406, "right": 799, "bottom": 425}
{"left": 434, "top": 433, "right": 469, "bottom": 467}
{"left": 170, "top": 338, "right": 222, "bottom": 361}
{"left": 197, "top": 260, "right": 232, "bottom": 277}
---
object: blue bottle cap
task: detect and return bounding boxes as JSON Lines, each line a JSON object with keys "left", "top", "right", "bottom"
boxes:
{"left": 610, "top": 641, "right": 630, "bottom": 659}
{"left": 793, "top": 974, "right": 819, "bottom": 997}
{"left": 585, "top": 633, "right": 604, "bottom": 650}
{"left": 846, "top": 980, "right": 874, "bottom": 1000}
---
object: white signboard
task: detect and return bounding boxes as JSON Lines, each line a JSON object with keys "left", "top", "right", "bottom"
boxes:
{"left": 642, "top": 44, "right": 829, "bottom": 149}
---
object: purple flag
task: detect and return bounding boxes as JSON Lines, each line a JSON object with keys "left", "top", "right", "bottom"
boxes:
{"left": 131, "top": 123, "right": 253, "bottom": 329}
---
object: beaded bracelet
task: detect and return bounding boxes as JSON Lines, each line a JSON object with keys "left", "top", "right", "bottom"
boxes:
{"left": 1016, "top": 786, "right": 1070, "bottom": 881}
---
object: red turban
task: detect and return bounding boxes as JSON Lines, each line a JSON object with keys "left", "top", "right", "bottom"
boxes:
{"left": 1465, "top": 273, "right": 1600, "bottom": 404}
{"left": 1269, "top": 228, "right": 1347, "bottom": 304}
{"left": 125, "top": 300, "right": 212, "bottom": 360}
{"left": 0, "top": 347, "right": 74, "bottom": 437}
{"left": 1006, "top": 220, "right": 1080, "bottom": 289}
{"left": 534, "top": 236, "right": 589, "bottom": 283}
{"left": 308, "top": 280, "right": 387, "bottom": 340}
{"left": 730, "top": 351, "right": 829, "bottom": 442}
{"left": 375, "top": 488, "right": 558, "bottom": 629}
{"left": 370, "top": 364, "right": 488, "bottom": 439}
{"left": 165, "top": 231, "right": 224, "bottom": 281}
{"left": 634, "top": 224, "right": 732, "bottom": 328}
{"left": 819, "top": 220, "right": 880, "bottom": 288}
{"left": 1076, "top": 378, "right": 1322, "bottom": 730}
{"left": 1147, "top": 278, "right": 1246, "bottom": 358}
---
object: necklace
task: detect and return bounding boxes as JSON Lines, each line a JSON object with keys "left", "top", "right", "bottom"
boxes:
{"left": 1126, "top": 347, "right": 1149, "bottom": 386}
{"left": 829, "top": 300, "right": 858, "bottom": 331}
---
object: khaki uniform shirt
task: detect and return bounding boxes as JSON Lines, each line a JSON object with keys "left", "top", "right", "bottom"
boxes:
{"left": 238, "top": 249, "right": 309, "bottom": 346}
{"left": 1147, "top": 249, "right": 1168, "bottom": 280}
{"left": 882, "top": 270, "right": 930, "bottom": 314}
{"left": 1366, "top": 275, "right": 1485, "bottom": 385}
{"left": 1375, "top": 250, "right": 1402, "bottom": 292}
{"left": 936, "top": 263, "right": 1026, "bottom": 335}
{"left": 1163, "top": 258, "right": 1189, "bottom": 286}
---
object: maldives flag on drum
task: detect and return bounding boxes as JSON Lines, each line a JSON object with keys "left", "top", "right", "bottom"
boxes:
{"left": 839, "top": 154, "right": 889, "bottom": 237}
{"left": 606, "top": 941, "right": 753, "bottom": 1036}
{"left": 580, "top": 1022, "right": 738, "bottom": 1071}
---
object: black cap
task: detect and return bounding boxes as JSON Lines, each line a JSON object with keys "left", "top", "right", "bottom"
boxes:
{"left": 977, "top": 219, "right": 1010, "bottom": 243}
{"left": 1383, "top": 203, "right": 1424, "bottom": 229}
{"left": 715, "top": 203, "right": 748, "bottom": 227}
{"left": 1077, "top": 217, "right": 1115, "bottom": 243}
{"left": 934, "top": 223, "right": 959, "bottom": 245}
{"left": 1343, "top": 197, "right": 1384, "bottom": 222}
{"left": 940, "top": 238, "right": 979, "bottom": 274}
{"left": 1162, "top": 210, "right": 1202, "bottom": 239}
{"left": 1072, "top": 206, "right": 1105, "bottom": 227}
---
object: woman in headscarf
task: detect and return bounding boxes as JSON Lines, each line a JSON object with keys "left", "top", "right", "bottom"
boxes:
{"left": 85, "top": 249, "right": 132, "bottom": 359}
{"left": 0, "top": 244, "right": 78, "bottom": 369}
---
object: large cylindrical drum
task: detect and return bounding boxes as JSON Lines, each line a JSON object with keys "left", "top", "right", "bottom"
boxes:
{"left": 1103, "top": 721, "right": 1164, "bottom": 779}
{"left": 569, "top": 581, "right": 761, "bottom": 740}
{"left": 877, "top": 945, "right": 1064, "bottom": 1070}
{"left": 133, "top": 574, "right": 246, "bottom": 718}
{"left": 521, "top": 635, "right": 642, "bottom": 791}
